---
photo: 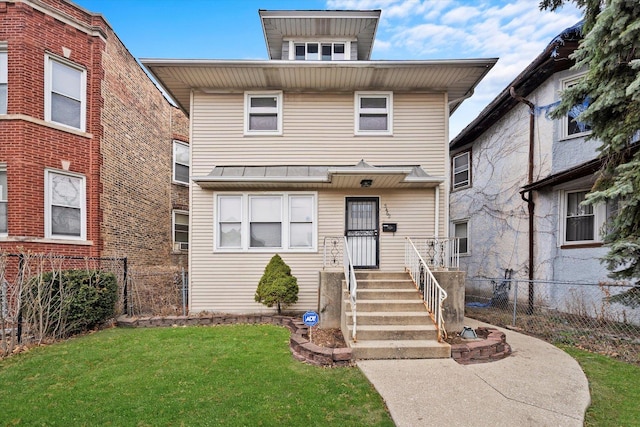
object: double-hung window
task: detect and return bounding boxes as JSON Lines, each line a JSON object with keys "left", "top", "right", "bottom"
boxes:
{"left": 559, "top": 189, "right": 611, "bottom": 246}
{"left": 452, "top": 151, "right": 471, "bottom": 190}
{"left": 562, "top": 75, "right": 591, "bottom": 138}
{"left": 45, "top": 55, "right": 86, "bottom": 131}
{"left": 453, "top": 221, "right": 469, "bottom": 254}
{"left": 45, "top": 170, "right": 86, "bottom": 240}
{"left": 0, "top": 169, "right": 6, "bottom": 235}
{"left": 173, "top": 210, "right": 189, "bottom": 251}
{"left": 245, "top": 92, "right": 282, "bottom": 135}
{"left": 173, "top": 140, "right": 190, "bottom": 184}
{"left": 355, "top": 92, "right": 392, "bottom": 135}
{"left": 216, "top": 193, "right": 316, "bottom": 251}
{"left": 0, "top": 47, "right": 7, "bottom": 114}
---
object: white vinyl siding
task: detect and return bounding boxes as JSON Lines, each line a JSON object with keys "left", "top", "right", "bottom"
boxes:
{"left": 191, "top": 187, "right": 436, "bottom": 313}
{"left": 188, "top": 91, "right": 447, "bottom": 313}
{"left": 45, "top": 169, "right": 86, "bottom": 240}
{"left": 44, "top": 54, "right": 86, "bottom": 131}
{"left": 192, "top": 92, "right": 444, "bottom": 173}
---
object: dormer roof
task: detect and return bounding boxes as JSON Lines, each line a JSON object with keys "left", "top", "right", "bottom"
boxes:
{"left": 259, "top": 9, "right": 381, "bottom": 60}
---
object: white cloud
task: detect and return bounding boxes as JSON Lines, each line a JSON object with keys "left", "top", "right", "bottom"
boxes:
{"left": 440, "top": 6, "right": 481, "bottom": 25}
{"left": 325, "top": 0, "right": 585, "bottom": 135}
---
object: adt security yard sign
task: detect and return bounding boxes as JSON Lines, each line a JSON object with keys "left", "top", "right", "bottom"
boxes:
{"left": 303, "top": 311, "right": 319, "bottom": 327}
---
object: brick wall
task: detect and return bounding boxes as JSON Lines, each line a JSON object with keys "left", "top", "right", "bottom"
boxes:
{"left": 0, "top": 0, "right": 189, "bottom": 268}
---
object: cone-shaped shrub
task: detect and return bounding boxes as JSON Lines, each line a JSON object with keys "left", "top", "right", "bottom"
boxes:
{"left": 255, "top": 254, "right": 298, "bottom": 314}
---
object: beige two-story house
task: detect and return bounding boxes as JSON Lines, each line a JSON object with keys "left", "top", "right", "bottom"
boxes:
{"left": 143, "top": 10, "right": 495, "bottom": 347}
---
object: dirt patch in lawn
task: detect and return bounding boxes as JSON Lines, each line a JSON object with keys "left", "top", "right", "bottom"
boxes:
{"left": 308, "top": 328, "right": 347, "bottom": 348}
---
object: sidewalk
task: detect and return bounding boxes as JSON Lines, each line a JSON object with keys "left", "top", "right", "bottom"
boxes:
{"left": 357, "top": 318, "right": 590, "bottom": 427}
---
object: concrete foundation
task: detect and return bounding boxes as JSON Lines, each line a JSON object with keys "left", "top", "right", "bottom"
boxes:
{"left": 433, "top": 270, "right": 466, "bottom": 333}
{"left": 318, "top": 271, "right": 343, "bottom": 328}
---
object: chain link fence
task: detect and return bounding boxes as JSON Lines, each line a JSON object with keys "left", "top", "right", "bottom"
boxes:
{"left": 465, "top": 277, "right": 640, "bottom": 364}
{"left": 126, "top": 267, "right": 188, "bottom": 317}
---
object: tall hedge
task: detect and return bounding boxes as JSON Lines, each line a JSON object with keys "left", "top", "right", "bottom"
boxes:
{"left": 25, "top": 269, "right": 118, "bottom": 338}
{"left": 255, "top": 254, "right": 298, "bottom": 314}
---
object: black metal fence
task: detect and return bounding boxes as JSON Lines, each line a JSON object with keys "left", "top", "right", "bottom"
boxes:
{"left": 465, "top": 277, "right": 640, "bottom": 364}
{"left": 0, "top": 252, "right": 189, "bottom": 357}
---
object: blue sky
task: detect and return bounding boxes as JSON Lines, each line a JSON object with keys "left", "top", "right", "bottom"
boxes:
{"left": 72, "top": 0, "right": 583, "bottom": 136}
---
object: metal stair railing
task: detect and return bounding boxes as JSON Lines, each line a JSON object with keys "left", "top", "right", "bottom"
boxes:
{"left": 405, "top": 237, "right": 448, "bottom": 341}
{"left": 409, "top": 237, "right": 460, "bottom": 270}
{"left": 343, "top": 237, "right": 358, "bottom": 342}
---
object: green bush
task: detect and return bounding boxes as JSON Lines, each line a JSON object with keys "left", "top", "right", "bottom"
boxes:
{"left": 25, "top": 269, "right": 118, "bottom": 337}
{"left": 255, "top": 254, "right": 298, "bottom": 314}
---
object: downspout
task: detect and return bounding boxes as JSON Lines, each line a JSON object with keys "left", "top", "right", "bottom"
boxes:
{"left": 434, "top": 184, "right": 440, "bottom": 238}
{"left": 509, "top": 87, "right": 536, "bottom": 314}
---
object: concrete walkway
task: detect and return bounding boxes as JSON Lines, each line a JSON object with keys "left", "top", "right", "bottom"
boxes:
{"left": 357, "top": 318, "right": 590, "bottom": 427}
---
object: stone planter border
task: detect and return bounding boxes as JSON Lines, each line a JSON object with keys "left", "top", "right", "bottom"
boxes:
{"left": 450, "top": 327, "right": 512, "bottom": 365}
{"left": 116, "top": 314, "right": 353, "bottom": 367}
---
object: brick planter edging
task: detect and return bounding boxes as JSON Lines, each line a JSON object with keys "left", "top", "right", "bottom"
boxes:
{"left": 450, "top": 327, "right": 512, "bottom": 365}
{"left": 116, "top": 314, "right": 353, "bottom": 367}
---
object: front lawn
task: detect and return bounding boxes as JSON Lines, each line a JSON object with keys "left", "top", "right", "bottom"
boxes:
{"left": 561, "top": 346, "right": 640, "bottom": 426}
{"left": 0, "top": 325, "right": 393, "bottom": 426}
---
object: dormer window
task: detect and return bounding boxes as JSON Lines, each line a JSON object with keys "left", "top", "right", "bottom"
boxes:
{"left": 292, "top": 42, "right": 349, "bottom": 61}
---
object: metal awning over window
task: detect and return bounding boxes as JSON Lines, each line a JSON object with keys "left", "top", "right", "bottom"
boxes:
{"left": 192, "top": 160, "right": 444, "bottom": 190}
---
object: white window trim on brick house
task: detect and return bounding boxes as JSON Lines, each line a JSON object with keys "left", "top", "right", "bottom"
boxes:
{"left": 215, "top": 192, "right": 317, "bottom": 252}
{"left": 44, "top": 169, "right": 87, "bottom": 241}
{"left": 354, "top": 91, "right": 393, "bottom": 135}
{"left": 452, "top": 150, "right": 471, "bottom": 190}
{"left": 0, "top": 167, "right": 6, "bottom": 236}
{"left": 173, "top": 140, "right": 190, "bottom": 185}
{"left": 0, "top": 45, "right": 7, "bottom": 115}
{"left": 173, "top": 210, "right": 189, "bottom": 252}
{"left": 44, "top": 54, "right": 87, "bottom": 132}
{"left": 244, "top": 91, "right": 283, "bottom": 136}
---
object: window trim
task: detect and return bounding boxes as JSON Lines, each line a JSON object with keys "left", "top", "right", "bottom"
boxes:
{"left": 172, "top": 210, "right": 189, "bottom": 252}
{"left": 558, "top": 188, "right": 606, "bottom": 246}
{"left": 172, "top": 140, "right": 190, "bottom": 185}
{"left": 44, "top": 54, "right": 87, "bottom": 132}
{"left": 560, "top": 73, "right": 591, "bottom": 140}
{"left": 0, "top": 46, "right": 7, "bottom": 115}
{"left": 452, "top": 150, "right": 471, "bottom": 190}
{"left": 290, "top": 41, "right": 350, "bottom": 60}
{"left": 244, "top": 91, "right": 283, "bottom": 136}
{"left": 354, "top": 91, "right": 393, "bottom": 136}
{"left": 0, "top": 167, "right": 6, "bottom": 236}
{"left": 452, "top": 220, "right": 469, "bottom": 255}
{"left": 44, "top": 169, "right": 87, "bottom": 241}
{"left": 214, "top": 192, "right": 317, "bottom": 252}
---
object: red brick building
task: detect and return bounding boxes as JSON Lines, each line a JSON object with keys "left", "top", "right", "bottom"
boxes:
{"left": 0, "top": 0, "right": 189, "bottom": 268}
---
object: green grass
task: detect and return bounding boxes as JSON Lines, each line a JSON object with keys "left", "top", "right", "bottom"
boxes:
{"left": 0, "top": 325, "right": 393, "bottom": 426}
{"left": 561, "top": 346, "right": 640, "bottom": 427}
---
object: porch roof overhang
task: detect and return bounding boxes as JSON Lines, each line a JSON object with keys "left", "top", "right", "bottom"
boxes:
{"left": 141, "top": 58, "right": 498, "bottom": 116}
{"left": 192, "top": 161, "right": 444, "bottom": 190}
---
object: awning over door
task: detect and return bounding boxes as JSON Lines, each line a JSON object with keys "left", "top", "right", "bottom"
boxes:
{"left": 192, "top": 160, "right": 444, "bottom": 190}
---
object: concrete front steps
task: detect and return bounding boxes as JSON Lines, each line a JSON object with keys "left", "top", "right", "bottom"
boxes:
{"left": 343, "top": 271, "right": 450, "bottom": 360}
